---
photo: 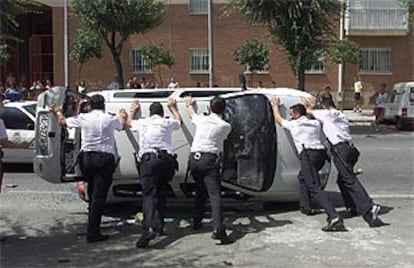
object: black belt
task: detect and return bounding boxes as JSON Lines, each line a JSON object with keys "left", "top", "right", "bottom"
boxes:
{"left": 141, "top": 150, "right": 172, "bottom": 162}
{"left": 333, "top": 141, "right": 354, "bottom": 148}
{"left": 191, "top": 152, "right": 218, "bottom": 160}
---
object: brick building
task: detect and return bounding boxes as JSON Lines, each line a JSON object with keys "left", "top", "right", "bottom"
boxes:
{"left": 1, "top": 0, "right": 413, "bottom": 108}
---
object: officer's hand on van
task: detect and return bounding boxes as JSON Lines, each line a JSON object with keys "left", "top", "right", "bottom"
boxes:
{"left": 130, "top": 100, "right": 140, "bottom": 114}
{"left": 184, "top": 96, "right": 195, "bottom": 107}
{"left": 271, "top": 96, "right": 280, "bottom": 107}
{"left": 167, "top": 98, "right": 177, "bottom": 109}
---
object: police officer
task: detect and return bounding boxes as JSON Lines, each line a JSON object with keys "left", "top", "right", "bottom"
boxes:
{"left": 271, "top": 96, "right": 346, "bottom": 232}
{"left": 52, "top": 94, "right": 127, "bottom": 243}
{"left": 129, "top": 98, "right": 182, "bottom": 248}
{"left": 303, "top": 96, "right": 385, "bottom": 227}
{"left": 184, "top": 96, "right": 232, "bottom": 243}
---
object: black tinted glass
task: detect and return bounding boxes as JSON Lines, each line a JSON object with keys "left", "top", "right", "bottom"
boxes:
{"left": 113, "top": 91, "right": 173, "bottom": 98}
{"left": 23, "top": 104, "right": 37, "bottom": 117}
{"left": 0, "top": 107, "right": 33, "bottom": 130}
{"left": 179, "top": 90, "right": 238, "bottom": 98}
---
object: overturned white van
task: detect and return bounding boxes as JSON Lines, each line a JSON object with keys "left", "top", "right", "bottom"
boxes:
{"left": 33, "top": 86, "right": 331, "bottom": 204}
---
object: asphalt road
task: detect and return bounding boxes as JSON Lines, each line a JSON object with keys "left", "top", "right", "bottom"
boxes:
{"left": 1, "top": 128, "right": 413, "bottom": 268}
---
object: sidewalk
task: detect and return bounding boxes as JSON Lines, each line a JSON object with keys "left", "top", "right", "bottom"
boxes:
{"left": 343, "top": 109, "right": 375, "bottom": 125}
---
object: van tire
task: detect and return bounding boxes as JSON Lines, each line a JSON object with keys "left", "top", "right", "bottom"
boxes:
{"left": 396, "top": 118, "right": 404, "bottom": 130}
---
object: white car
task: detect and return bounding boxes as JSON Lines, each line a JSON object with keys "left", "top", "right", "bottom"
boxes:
{"left": 383, "top": 81, "right": 414, "bottom": 130}
{"left": 0, "top": 100, "right": 36, "bottom": 163}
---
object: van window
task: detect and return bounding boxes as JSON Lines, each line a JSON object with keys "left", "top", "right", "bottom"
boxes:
{"left": 23, "top": 104, "right": 37, "bottom": 117}
{"left": 179, "top": 90, "right": 238, "bottom": 98}
{"left": 0, "top": 107, "right": 34, "bottom": 130}
{"left": 113, "top": 91, "right": 174, "bottom": 98}
{"left": 409, "top": 87, "right": 414, "bottom": 104}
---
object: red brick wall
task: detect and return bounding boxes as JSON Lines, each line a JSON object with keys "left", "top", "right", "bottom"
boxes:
{"left": 50, "top": 3, "right": 413, "bottom": 109}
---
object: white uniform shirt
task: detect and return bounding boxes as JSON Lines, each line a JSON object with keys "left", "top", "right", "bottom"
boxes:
{"left": 280, "top": 116, "right": 325, "bottom": 154}
{"left": 130, "top": 115, "right": 180, "bottom": 157}
{"left": 66, "top": 110, "right": 122, "bottom": 155}
{"left": 191, "top": 113, "right": 231, "bottom": 155}
{"left": 312, "top": 109, "right": 352, "bottom": 146}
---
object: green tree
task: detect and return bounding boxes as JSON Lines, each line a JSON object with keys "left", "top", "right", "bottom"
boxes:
{"left": 0, "top": 0, "right": 40, "bottom": 64}
{"left": 71, "top": 0, "right": 166, "bottom": 87}
{"left": 233, "top": 39, "right": 270, "bottom": 87}
{"left": 325, "top": 39, "right": 359, "bottom": 65}
{"left": 70, "top": 28, "right": 103, "bottom": 80}
{"left": 228, "top": 0, "right": 340, "bottom": 91}
{"left": 139, "top": 42, "right": 175, "bottom": 87}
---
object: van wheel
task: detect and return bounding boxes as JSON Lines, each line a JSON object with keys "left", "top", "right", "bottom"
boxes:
{"left": 396, "top": 118, "right": 405, "bottom": 130}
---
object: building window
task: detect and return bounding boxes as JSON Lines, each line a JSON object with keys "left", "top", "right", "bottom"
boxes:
{"left": 130, "top": 49, "right": 152, "bottom": 73}
{"left": 359, "top": 48, "right": 392, "bottom": 73}
{"left": 189, "top": 0, "right": 208, "bottom": 14}
{"left": 189, "top": 48, "right": 209, "bottom": 73}
{"left": 306, "top": 54, "right": 326, "bottom": 74}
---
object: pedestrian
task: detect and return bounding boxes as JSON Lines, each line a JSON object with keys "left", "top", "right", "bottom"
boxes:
{"left": 302, "top": 96, "right": 385, "bottom": 228}
{"left": 321, "top": 86, "right": 334, "bottom": 103}
{"left": 52, "top": 94, "right": 128, "bottom": 242}
{"left": 167, "top": 77, "right": 179, "bottom": 89}
{"left": 107, "top": 76, "right": 121, "bottom": 90}
{"left": 373, "top": 83, "right": 388, "bottom": 131}
{"left": 271, "top": 96, "right": 346, "bottom": 232}
{"left": 184, "top": 96, "right": 233, "bottom": 243}
{"left": 353, "top": 76, "right": 363, "bottom": 112}
{"left": 129, "top": 98, "right": 181, "bottom": 248}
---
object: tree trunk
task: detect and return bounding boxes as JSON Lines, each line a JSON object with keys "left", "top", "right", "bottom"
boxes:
{"left": 297, "top": 69, "right": 306, "bottom": 91}
{"left": 109, "top": 47, "right": 124, "bottom": 88}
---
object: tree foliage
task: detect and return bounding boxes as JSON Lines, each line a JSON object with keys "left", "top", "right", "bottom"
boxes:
{"left": 70, "top": 28, "right": 103, "bottom": 79}
{"left": 0, "top": 0, "right": 40, "bottom": 64}
{"left": 326, "top": 39, "right": 359, "bottom": 65}
{"left": 227, "top": 0, "right": 340, "bottom": 91}
{"left": 233, "top": 39, "right": 270, "bottom": 86}
{"left": 139, "top": 42, "right": 175, "bottom": 87}
{"left": 71, "top": 0, "right": 166, "bottom": 87}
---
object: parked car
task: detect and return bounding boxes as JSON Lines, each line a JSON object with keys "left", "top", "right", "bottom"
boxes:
{"left": 383, "top": 82, "right": 414, "bottom": 130}
{"left": 0, "top": 100, "right": 36, "bottom": 163}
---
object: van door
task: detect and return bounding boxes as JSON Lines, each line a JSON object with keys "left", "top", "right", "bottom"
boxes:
{"left": 33, "top": 88, "right": 84, "bottom": 183}
{"left": 221, "top": 94, "right": 277, "bottom": 191}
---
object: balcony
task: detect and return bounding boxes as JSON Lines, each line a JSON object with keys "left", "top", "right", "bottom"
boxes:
{"left": 345, "top": 0, "right": 409, "bottom": 36}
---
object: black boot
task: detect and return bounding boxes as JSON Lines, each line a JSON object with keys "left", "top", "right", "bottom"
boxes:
{"left": 322, "top": 217, "right": 347, "bottom": 232}
{"left": 136, "top": 229, "right": 156, "bottom": 248}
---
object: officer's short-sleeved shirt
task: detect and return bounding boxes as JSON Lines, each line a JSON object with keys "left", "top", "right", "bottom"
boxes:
{"left": 65, "top": 109, "right": 122, "bottom": 155}
{"left": 280, "top": 116, "right": 325, "bottom": 154}
{"left": 130, "top": 115, "right": 180, "bottom": 157}
{"left": 312, "top": 109, "right": 352, "bottom": 146}
{"left": 190, "top": 113, "right": 231, "bottom": 155}
{"left": 0, "top": 119, "right": 8, "bottom": 141}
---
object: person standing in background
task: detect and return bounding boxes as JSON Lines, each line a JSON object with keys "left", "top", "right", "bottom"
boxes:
{"left": 373, "top": 83, "right": 388, "bottom": 131}
{"left": 353, "top": 76, "right": 363, "bottom": 112}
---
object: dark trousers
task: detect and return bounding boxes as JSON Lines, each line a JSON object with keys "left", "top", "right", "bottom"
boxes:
{"left": 80, "top": 152, "right": 115, "bottom": 237}
{"left": 140, "top": 153, "right": 175, "bottom": 231}
{"left": 189, "top": 153, "right": 224, "bottom": 231}
{"left": 298, "top": 149, "right": 339, "bottom": 220}
{"left": 332, "top": 142, "right": 373, "bottom": 218}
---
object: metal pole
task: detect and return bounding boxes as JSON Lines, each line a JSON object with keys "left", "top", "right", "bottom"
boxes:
{"left": 208, "top": 0, "right": 214, "bottom": 87}
{"left": 338, "top": 0, "right": 344, "bottom": 110}
{"left": 64, "top": 0, "right": 69, "bottom": 88}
